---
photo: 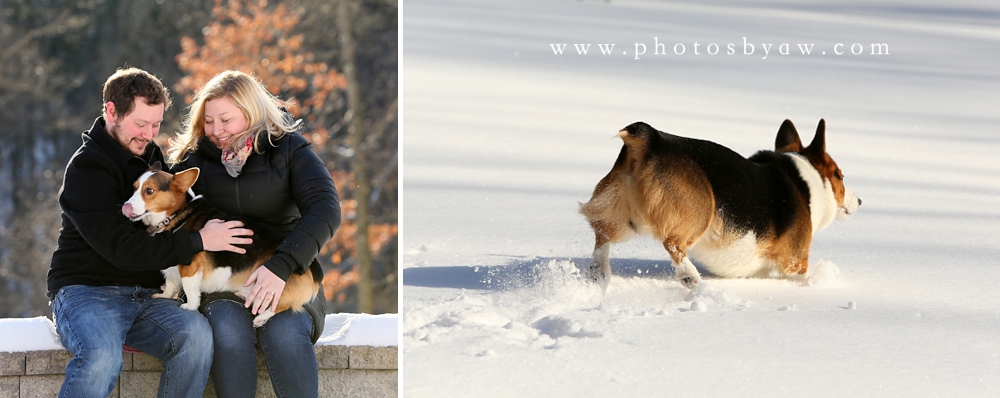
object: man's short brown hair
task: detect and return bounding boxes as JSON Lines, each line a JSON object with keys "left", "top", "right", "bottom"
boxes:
{"left": 102, "top": 67, "right": 172, "bottom": 120}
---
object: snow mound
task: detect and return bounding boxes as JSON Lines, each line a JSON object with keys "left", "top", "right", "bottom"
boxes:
{"left": 316, "top": 313, "right": 399, "bottom": 347}
{"left": 800, "top": 259, "right": 841, "bottom": 287}
{"left": 531, "top": 314, "right": 603, "bottom": 339}
{"left": 0, "top": 317, "right": 63, "bottom": 352}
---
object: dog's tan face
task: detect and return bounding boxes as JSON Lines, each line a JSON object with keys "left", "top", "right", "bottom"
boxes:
{"left": 810, "top": 152, "right": 860, "bottom": 220}
{"left": 122, "top": 166, "right": 199, "bottom": 226}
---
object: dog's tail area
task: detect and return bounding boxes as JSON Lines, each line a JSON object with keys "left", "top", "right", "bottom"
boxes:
{"left": 580, "top": 138, "right": 636, "bottom": 246}
{"left": 617, "top": 121, "right": 660, "bottom": 145}
{"left": 279, "top": 266, "right": 322, "bottom": 314}
{"left": 581, "top": 120, "right": 655, "bottom": 214}
{"left": 580, "top": 143, "right": 627, "bottom": 212}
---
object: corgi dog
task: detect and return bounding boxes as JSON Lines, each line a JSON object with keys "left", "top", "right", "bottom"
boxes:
{"left": 580, "top": 119, "right": 860, "bottom": 289}
{"left": 121, "top": 162, "right": 321, "bottom": 326}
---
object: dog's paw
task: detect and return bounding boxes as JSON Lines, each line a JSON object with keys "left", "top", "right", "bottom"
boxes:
{"left": 587, "top": 264, "right": 606, "bottom": 281}
{"left": 252, "top": 311, "right": 275, "bottom": 328}
{"left": 586, "top": 265, "right": 611, "bottom": 290}
{"left": 587, "top": 266, "right": 601, "bottom": 283}
{"left": 180, "top": 302, "right": 199, "bottom": 311}
{"left": 679, "top": 275, "right": 701, "bottom": 289}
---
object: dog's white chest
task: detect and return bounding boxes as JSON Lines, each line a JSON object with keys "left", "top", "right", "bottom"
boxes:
{"left": 200, "top": 267, "right": 234, "bottom": 293}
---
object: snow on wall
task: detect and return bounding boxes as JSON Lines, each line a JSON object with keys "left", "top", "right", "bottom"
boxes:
{"left": 0, "top": 313, "right": 398, "bottom": 353}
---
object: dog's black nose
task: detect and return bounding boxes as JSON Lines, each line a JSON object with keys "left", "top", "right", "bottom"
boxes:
{"left": 858, "top": 197, "right": 863, "bottom": 206}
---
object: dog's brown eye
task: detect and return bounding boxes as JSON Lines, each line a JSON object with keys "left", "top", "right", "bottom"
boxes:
{"left": 145, "top": 187, "right": 154, "bottom": 195}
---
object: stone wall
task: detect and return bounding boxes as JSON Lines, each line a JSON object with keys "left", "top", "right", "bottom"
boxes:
{"left": 0, "top": 346, "right": 397, "bottom": 398}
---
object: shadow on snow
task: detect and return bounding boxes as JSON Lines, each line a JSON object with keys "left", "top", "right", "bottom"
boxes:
{"left": 403, "top": 256, "right": 677, "bottom": 291}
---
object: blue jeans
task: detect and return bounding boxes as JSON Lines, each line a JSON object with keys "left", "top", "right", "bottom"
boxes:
{"left": 52, "top": 285, "right": 213, "bottom": 398}
{"left": 202, "top": 299, "right": 317, "bottom": 398}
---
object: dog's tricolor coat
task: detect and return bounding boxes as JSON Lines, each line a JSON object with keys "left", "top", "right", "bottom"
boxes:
{"left": 580, "top": 119, "right": 860, "bottom": 288}
{"left": 121, "top": 163, "right": 321, "bottom": 326}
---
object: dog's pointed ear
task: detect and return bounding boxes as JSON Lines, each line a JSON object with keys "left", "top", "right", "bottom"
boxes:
{"left": 172, "top": 167, "right": 200, "bottom": 192}
{"left": 775, "top": 119, "right": 802, "bottom": 152}
{"left": 150, "top": 161, "right": 162, "bottom": 172}
{"left": 804, "top": 119, "right": 827, "bottom": 156}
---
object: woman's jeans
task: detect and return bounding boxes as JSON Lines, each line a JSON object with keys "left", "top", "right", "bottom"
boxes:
{"left": 202, "top": 298, "right": 318, "bottom": 398}
{"left": 52, "top": 285, "right": 213, "bottom": 398}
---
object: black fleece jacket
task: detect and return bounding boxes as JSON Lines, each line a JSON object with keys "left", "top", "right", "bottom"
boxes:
{"left": 180, "top": 133, "right": 341, "bottom": 282}
{"left": 180, "top": 131, "right": 340, "bottom": 342}
{"left": 47, "top": 117, "right": 204, "bottom": 298}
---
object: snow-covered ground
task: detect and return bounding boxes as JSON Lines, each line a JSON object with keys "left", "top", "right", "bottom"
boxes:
{"left": 402, "top": 0, "right": 1000, "bottom": 396}
{"left": 0, "top": 313, "right": 398, "bottom": 352}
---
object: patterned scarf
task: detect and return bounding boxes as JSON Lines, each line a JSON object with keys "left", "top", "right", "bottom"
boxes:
{"left": 221, "top": 135, "right": 254, "bottom": 177}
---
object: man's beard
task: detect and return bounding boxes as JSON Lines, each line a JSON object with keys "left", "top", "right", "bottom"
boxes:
{"left": 110, "top": 122, "right": 149, "bottom": 156}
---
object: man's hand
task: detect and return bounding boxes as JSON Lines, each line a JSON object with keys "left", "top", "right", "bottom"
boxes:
{"left": 200, "top": 219, "right": 253, "bottom": 254}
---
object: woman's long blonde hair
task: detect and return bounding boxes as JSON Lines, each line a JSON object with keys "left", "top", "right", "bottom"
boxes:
{"left": 167, "top": 70, "right": 301, "bottom": 166}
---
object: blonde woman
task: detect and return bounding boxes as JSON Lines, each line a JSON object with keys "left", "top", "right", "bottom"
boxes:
{"left": 168, "top": 70, "right": 340, "bottom": 398}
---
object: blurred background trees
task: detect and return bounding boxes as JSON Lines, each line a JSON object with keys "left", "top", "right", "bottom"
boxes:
{"left": 0, "top": 0, "right": 397, "bottom": 317}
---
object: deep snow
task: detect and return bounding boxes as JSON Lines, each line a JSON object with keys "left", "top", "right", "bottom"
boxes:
{"left": 402, "top": 0, "right": 1000, "bottom": 396}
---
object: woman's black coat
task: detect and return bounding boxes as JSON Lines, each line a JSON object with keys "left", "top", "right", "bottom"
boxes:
{"left": 180, "top": 132, "right": 341, "bottom": 342}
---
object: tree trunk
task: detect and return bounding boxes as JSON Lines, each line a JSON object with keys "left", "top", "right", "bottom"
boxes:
{"left": 336, "top": 0, "right": 375, "bottom": 314}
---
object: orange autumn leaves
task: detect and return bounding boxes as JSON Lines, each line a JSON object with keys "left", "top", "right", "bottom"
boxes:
{"left": 175, "top": 0, "right": 345, "bottom": 145}
{"left": 321, "top": 170, "right": 398, "bottom": 302}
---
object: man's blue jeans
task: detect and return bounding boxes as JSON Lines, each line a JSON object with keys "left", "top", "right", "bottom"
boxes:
{"left": 202, "top": 299, "right": 317, "bottom": 398}
{"left": 52, "top": 285, "right": 213, "bottom": 398}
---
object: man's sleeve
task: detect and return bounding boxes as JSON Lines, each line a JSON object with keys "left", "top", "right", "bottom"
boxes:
{"left": 60, "top": 153, "right": 199, "bottom": 271}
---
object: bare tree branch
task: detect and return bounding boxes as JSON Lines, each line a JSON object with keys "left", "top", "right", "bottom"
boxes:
{"left": 0, "top": 10, "right": 89, "bottom": 97}
{"left": 369, "top": 148, "right": 397, "bottom": 206}
{"left": 364, "top": 97, "right": 398, "bottom": 149}
{"left": 0, "top": 11, "right": 89, "bottom": 61}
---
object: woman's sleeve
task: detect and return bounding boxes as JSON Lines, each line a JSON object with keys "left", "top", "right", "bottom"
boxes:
{"left": 262, "top": 136, "right": 341, "bottom": 280}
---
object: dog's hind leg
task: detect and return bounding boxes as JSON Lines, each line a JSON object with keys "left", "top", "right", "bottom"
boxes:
{"left": 252, "top": 310, "right": 275, "bottom": 328}
{"left": 251, "top": 302, "right": 295, "bottom": 328}
{"left": 253, "top": 272, "right": 316, "bottom": 327}
{"left": 590, "top": 231, "right": 612, "bottom": 288}
{"left": 585, "top": 215, "right": 634, "bottom": 289}
{"left": 580, "top": 157, "right": 633, "bottom": 289}
{"left": 664, "top": 239, "right": 701, "bottom": 289}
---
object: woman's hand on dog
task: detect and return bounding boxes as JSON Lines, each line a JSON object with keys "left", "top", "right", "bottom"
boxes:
{"left": 201, "top": 219, "right": 253, "bottom": 254}
{"left": 244, "top": 266, "right": 285, "bottom": 315}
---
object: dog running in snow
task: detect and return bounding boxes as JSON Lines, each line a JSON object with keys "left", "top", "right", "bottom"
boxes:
{"left": 579, "top": 119, "right": 861, "bottom": 289}
{"left": 121, "top": 162, "right": 321, "bottom": 326}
